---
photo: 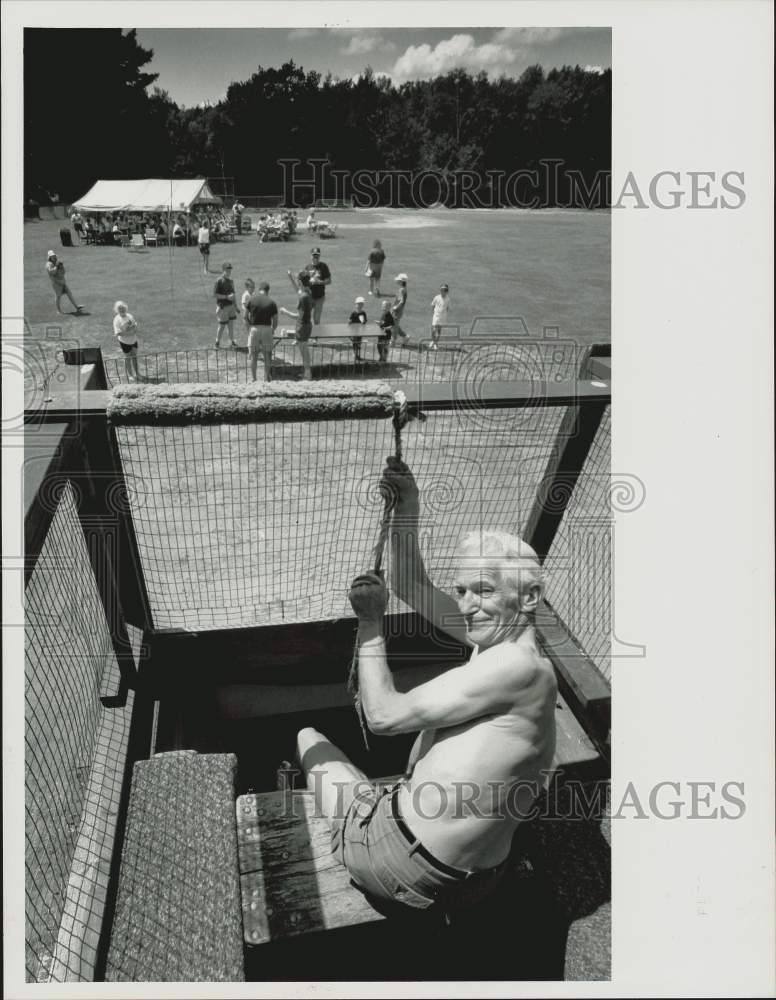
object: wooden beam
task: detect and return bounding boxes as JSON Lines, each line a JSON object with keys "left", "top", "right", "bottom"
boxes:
{"left": 535, "top": 599, "right": 611, "bottom": 755}
{"left": 403, "top": 379, "right": 610, "bottom": 412}
{"left": 28, "top": 380, "right": 611, "bottom": 424}
{"left": 522, "top": 398, "right": 609, "bottom": 562}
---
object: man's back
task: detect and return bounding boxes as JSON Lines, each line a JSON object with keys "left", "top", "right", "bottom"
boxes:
{"left": 248, "top": 292, "right": 277, "bottom": 326}
{"left": 400, "top": 633, "right": 557, "bottom": 869}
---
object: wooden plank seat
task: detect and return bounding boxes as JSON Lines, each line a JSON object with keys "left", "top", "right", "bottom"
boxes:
{"left": 237, "top": 694, "right": 602, "bottom": 949}
{"left": 105, "top": 751, "right": 244, "bottom": 982}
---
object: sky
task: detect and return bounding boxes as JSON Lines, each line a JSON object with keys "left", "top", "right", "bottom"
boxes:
{"left": 135, "top": 27, "right": 611, "bottom": 107}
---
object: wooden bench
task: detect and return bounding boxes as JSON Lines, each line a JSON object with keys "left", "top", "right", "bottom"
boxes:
{"left": 237, "top": 693, "right": 602, "bottom": 948}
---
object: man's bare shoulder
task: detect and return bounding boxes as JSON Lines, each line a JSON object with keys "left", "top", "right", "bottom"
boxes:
{"left": 475, "top": 640, "right": 557, "bottom": 692}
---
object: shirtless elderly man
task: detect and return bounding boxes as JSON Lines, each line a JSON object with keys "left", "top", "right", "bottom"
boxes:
{"left": 297, "top": 457, "right": 557, "bottom": 912}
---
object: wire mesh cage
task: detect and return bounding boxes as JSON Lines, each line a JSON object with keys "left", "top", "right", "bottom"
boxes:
{"left": 22, "top": 359, "right": 610, "bottom": 981}
{"left": 24, "top": 482, "right": 128, "bottom": 982}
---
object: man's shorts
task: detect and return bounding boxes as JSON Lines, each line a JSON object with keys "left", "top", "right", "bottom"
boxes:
{"left": 295, "top": 322, "right": 313, "bottom": 343}
{"left": 331, "top": 782, "right": 509, "bottom": 911}
{"left": 248, "top": 325, "right": 274, "bottom": 356}
{"left": 216, "top": 303, "right": 238, "bottom": 323}
{"left": 119, "top": 340, "right": 138, "bottom": 354}
{"left": 198, "top": 243, "right": 210, "bottom": 256}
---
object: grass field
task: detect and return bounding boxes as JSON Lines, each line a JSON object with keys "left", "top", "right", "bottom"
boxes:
{"left": 24, "top": 208, "right": 610, "bottom": 386}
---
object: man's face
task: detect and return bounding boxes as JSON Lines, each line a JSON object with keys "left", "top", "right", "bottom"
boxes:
{"left": 452, "top": 559, "right": 522, "bottom": 649}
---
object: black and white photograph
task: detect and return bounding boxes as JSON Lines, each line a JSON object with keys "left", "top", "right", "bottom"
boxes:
{"left": 2, "top": 3, "right": 773, "bottom": 998}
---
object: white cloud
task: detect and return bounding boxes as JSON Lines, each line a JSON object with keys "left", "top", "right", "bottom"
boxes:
{"left": 390, "top": 34, "right": 518, "bottom": 81}
{"left": 584, "top": 64, "right": 605, "bottom": 75}
{"left": 350, "top": 70, "right": 393, "bottom": 85}
{"left": 342, "top": 34, "right": 396, "bottom": 56}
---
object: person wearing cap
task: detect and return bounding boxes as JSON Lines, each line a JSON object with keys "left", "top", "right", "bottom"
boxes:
{"left": 45, "top": 251, "right": 84, "bottom": 315}
{"left": 305, "top": 248, "right": 331, "bottom": 325}
{"left": 430, "top": 283, "right": 451, "bottom": 350}
{"left": 348, "top": 296, "right": 368, "bottom": 363}
{"left": 391, "top": 273, "right": 409, "bottom": 345}
{"left": 281, "top": 270, "right": 314, "bottom": 380}
{"left": 246, "top": 281, "right": 278, "bottom": 382}
{"left": 214, "top": 262, "right": 238, "bottom": 349}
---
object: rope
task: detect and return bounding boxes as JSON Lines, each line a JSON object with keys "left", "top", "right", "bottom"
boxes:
{"left": 347, "top": 391, "right": 408, "bottom": 748}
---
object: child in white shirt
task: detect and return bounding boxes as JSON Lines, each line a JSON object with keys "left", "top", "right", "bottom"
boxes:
{"left": 430, "top": 283, "right": 450, "bottom": 349}
{"left": 113, "top": 300, "right": 140, "bottom": 381}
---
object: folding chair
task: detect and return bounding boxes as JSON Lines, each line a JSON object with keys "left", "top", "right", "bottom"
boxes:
{"left": 144, "top": 228, "right": 158, "bottom": 247}
{"left": 128, "top": 234, "right": 145, "bottom": 251}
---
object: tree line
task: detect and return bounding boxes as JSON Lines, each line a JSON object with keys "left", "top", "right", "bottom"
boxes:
{"left": 24, "top": 29, "right": 611, "bottom": 208}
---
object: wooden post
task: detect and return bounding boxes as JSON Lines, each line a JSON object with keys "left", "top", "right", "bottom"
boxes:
{"left": 522, "top": 396, "right": 608, "bottom": 563}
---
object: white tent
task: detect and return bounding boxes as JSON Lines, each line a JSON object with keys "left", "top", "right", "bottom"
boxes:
{"left": 71, "top": 178, "right": 222, "bottom": 214}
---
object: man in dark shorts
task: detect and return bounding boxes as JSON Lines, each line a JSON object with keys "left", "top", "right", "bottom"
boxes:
{"left": 280, "top": 270, "right": 313, "bottom": 380}
{"left": 295, "top": 459, "right": 557, "bottom": 914}
{"left": 305, "top": 248, "right": 331, "bottom": 325}
{"left": 246, "top": 281, "right": 278, "bottom": 381}
{"left": 214, "top": 262, "right": 237, "bottom": 348}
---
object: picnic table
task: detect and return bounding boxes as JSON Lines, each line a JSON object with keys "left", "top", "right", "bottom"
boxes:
{"left": 276, "top": 322, "right": 384, "bottom": 343}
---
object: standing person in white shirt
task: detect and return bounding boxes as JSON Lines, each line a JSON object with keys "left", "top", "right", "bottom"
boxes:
{"left": 241, "top": 278, "right": 256, "bottom": 346}
{"left": 113, "top": 301, "right": 140, "bottom": 382}
{"left": 430, "top": 283, "right": 450, "bottom": 350}
{"left": 197, "top": 221, "right": 211, "bottom": 274}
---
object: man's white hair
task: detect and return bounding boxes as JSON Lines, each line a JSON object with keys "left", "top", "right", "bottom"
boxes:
{"left": 455, "top": 530, "right": 543, "bottom": 599}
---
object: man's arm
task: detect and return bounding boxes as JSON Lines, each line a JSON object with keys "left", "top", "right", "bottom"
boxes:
{"left": 356, "top": 621, "right": 527, "bottom": 736}
{"left": 383, "top": 458, "right": 468, "bottom": 645}
{"left": 349, "top": 573, "right": 525, "bottom": 737}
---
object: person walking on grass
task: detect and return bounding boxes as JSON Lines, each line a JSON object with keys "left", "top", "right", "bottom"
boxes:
{"left": 366, "top": 239, "right": 386, "bottom": 297}
{"left": 198, "top": 220, "right": 211, "bottom": 274}
{"left": 113, "top": 301, "right": 140, "bottom": 382}
{"left": 281, "top": 270, "right": 314, "bottom": 380}
{"left": 214, "top": 262, "right": 238, "bottom": 349}
{"left": 430, "top": 283, "right": 450, "bottom": 350}
{"left": 246, "top": 281, "right": 278, "bottom": 383}
{"left": 391, "top": 272, "right": 409, "bottom": 345}
{"left": 45, "top": 251, "right": 84, "bottom": 315}
{"left": 70, "top": 210, "right": 84, "bottom": 243}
